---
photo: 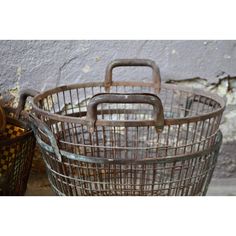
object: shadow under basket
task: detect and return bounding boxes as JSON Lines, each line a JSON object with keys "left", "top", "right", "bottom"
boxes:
{"left": 0, "top": 117, "right": 35, "bottom": 196}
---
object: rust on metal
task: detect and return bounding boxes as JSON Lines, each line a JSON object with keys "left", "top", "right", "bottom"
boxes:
{"left": 0, "top": 105, "right": 6, "bottom": 132}
{"left": 17, "top": 59, "right": 226, "bottom": 196}
{"left": 15, "top": 89, "right": 40, "bottom": 119}
{"left": 86, "top": 93, "right": 164, "bottom": 133}
{"left": 104, "top": 59, "right": 161, "bottom": 93}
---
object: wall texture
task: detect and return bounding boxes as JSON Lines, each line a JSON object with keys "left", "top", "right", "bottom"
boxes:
{"left": 0, "top": 40, "right": 236, "bottom": 89}
{"left": 0, "top": 40, "right": 236, "bottom": 178}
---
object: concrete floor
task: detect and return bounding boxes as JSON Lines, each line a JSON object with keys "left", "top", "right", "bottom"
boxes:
{"left": 207, "top": 178, "right": 236, "bottom": 196}
{"left": 25, "top": 173, "right": 54, "bottom": 196}
{"left": 25, "top": 172, "right": 236, "bottom": 196}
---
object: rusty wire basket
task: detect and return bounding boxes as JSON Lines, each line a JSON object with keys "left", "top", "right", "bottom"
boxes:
{"left": 29, "top": 115, "right": 222, "bottom": 196}
{"left": 17, "top": 59, "right": 225, "bottom": 196}
{"left": 0, "top": 108, "right": 35, "bottom": 195}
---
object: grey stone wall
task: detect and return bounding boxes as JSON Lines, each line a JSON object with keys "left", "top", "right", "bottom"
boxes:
{"left": 0, "top": 40, "right": 236, "bottom": 178}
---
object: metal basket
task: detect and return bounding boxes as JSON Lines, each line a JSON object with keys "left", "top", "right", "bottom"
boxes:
{"left": 29, "top": 115, "right": 222, "bottom": 196}
{"left": 17, "top": 59, "right": 225, "bottom": 157}
{"left": 0, "top": 115, "right": 35, "bottom": 195}
{"left": 17, "top": 59, "right": 225, "bottom": 196}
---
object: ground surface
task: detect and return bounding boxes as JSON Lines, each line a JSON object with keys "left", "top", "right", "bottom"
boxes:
{"left": 25, "top": 172, "right": 236, "bottom": 196}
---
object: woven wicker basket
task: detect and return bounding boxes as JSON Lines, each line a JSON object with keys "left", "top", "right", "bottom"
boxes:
{"left": 0, "top": 107, "right": 35, "bottom": 195}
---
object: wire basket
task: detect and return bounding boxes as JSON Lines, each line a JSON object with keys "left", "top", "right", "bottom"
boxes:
{"left": 17, "top": 59, "right": 225, "bottom": 196}
{"left": 29, "top": 115, "right": 222, "bottom": 196}
{"left": 17, "top": 59, "right": 225, "bottom": 157}
{"left": 0, "top": 115, "right": 35, "bottom": 195}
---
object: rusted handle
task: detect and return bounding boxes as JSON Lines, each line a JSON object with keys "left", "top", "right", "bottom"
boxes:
{"left": 0, "top": 105, "right": 6, "bottom": 132}
{"left": 28, "top": 114, "right": 62, "bottom": 162}
{"left": 86, "top": 93, "right": 164, "bottom": 133}
{"left": 104, "top": 59, "right": 161, "bottom": 93}
{"left": 15, "top": 89, "right": 40, "bottom": 119}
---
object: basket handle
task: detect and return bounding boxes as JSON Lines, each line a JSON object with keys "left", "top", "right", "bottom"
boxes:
{"left": 104, "top": 59, "right": 161, "bottom": 93}
{"left": 15, "top": 89, "right": 40, "bottom": 119}
{"left": 0, "top": 105, "right": 6, "bottom": 132}
{"left": 86, "top": 93, "right": 164, "bottom": 133}
{"left": 28, "top": 114, "right": 62, "bottom": 162}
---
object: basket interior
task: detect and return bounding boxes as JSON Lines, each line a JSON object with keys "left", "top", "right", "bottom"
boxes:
{"left": 37, "top": 84, "right": 222, "bottom": 119}
{"left": 34, "top": 84, "right": 223, "bottom": 160}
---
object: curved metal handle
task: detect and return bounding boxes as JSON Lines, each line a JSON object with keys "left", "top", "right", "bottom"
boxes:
{"left": 15, "top": 89, "right": 40, "bottom": 119}
{"left": 104, "top": 59, "right": 161, "bottom": 93}
{"left": 28, "top": 114, "right": 62, "bottom": 162}
{"left": 86, "top": 93, "right": 164, "bottom": 133}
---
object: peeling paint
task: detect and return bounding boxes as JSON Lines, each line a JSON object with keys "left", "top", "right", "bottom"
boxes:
{"left": 166, "top": 75, "right": 236, "bottom": 143}
{"left": 166, "top": 75, "right": 236, "bottom": 105}
{"left": 82, "top": 65, "right": 91, "bottom": 73}
{"left": 166, "top": 77, "right": 208, "bottom": 89}
{"left": 95, "top": 56, "right": 101, "bottom": 62}
{"left": 16, "top": 66, "right": 22, "bottom": 77}
{"left": 208, "top": 76, "right": 236, "bottom": 105}
{"left": 0, "top": 83, "right": 20, "bottom": 108}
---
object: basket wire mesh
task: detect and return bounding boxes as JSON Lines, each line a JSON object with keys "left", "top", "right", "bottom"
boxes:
{"left": 18, "top": 59, "right": 225, "bottom": 196}
{"left": 30, "top": 115, "right": 222, "bottom": 196}
{"left": 0, "top": 116, "right": 35, "bottom": 195}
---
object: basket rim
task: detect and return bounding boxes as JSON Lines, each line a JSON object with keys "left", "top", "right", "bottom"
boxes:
{"left": 0, "top": 116, "right": 33, "bottom": 146}
{"left": 31, "top": 82, "right": 226, "bottom": 126}
{"left": 36, "top": 129, "right": 222, "bottom": 164}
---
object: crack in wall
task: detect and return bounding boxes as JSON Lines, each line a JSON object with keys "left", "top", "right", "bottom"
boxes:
{"left": 166, "top": 75, "right": 236, "bottom": 105}
{"left": 208, "top": 75, "right": 236, "bottom": 96}
{"left": 166, "top": 75, "right": 236, "bottom": 143}
{"left": 166, "top": 77, "right": 208, "bottom": 89}
{"left": 57, "top": 55, "right": 80, "bottom": 87}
